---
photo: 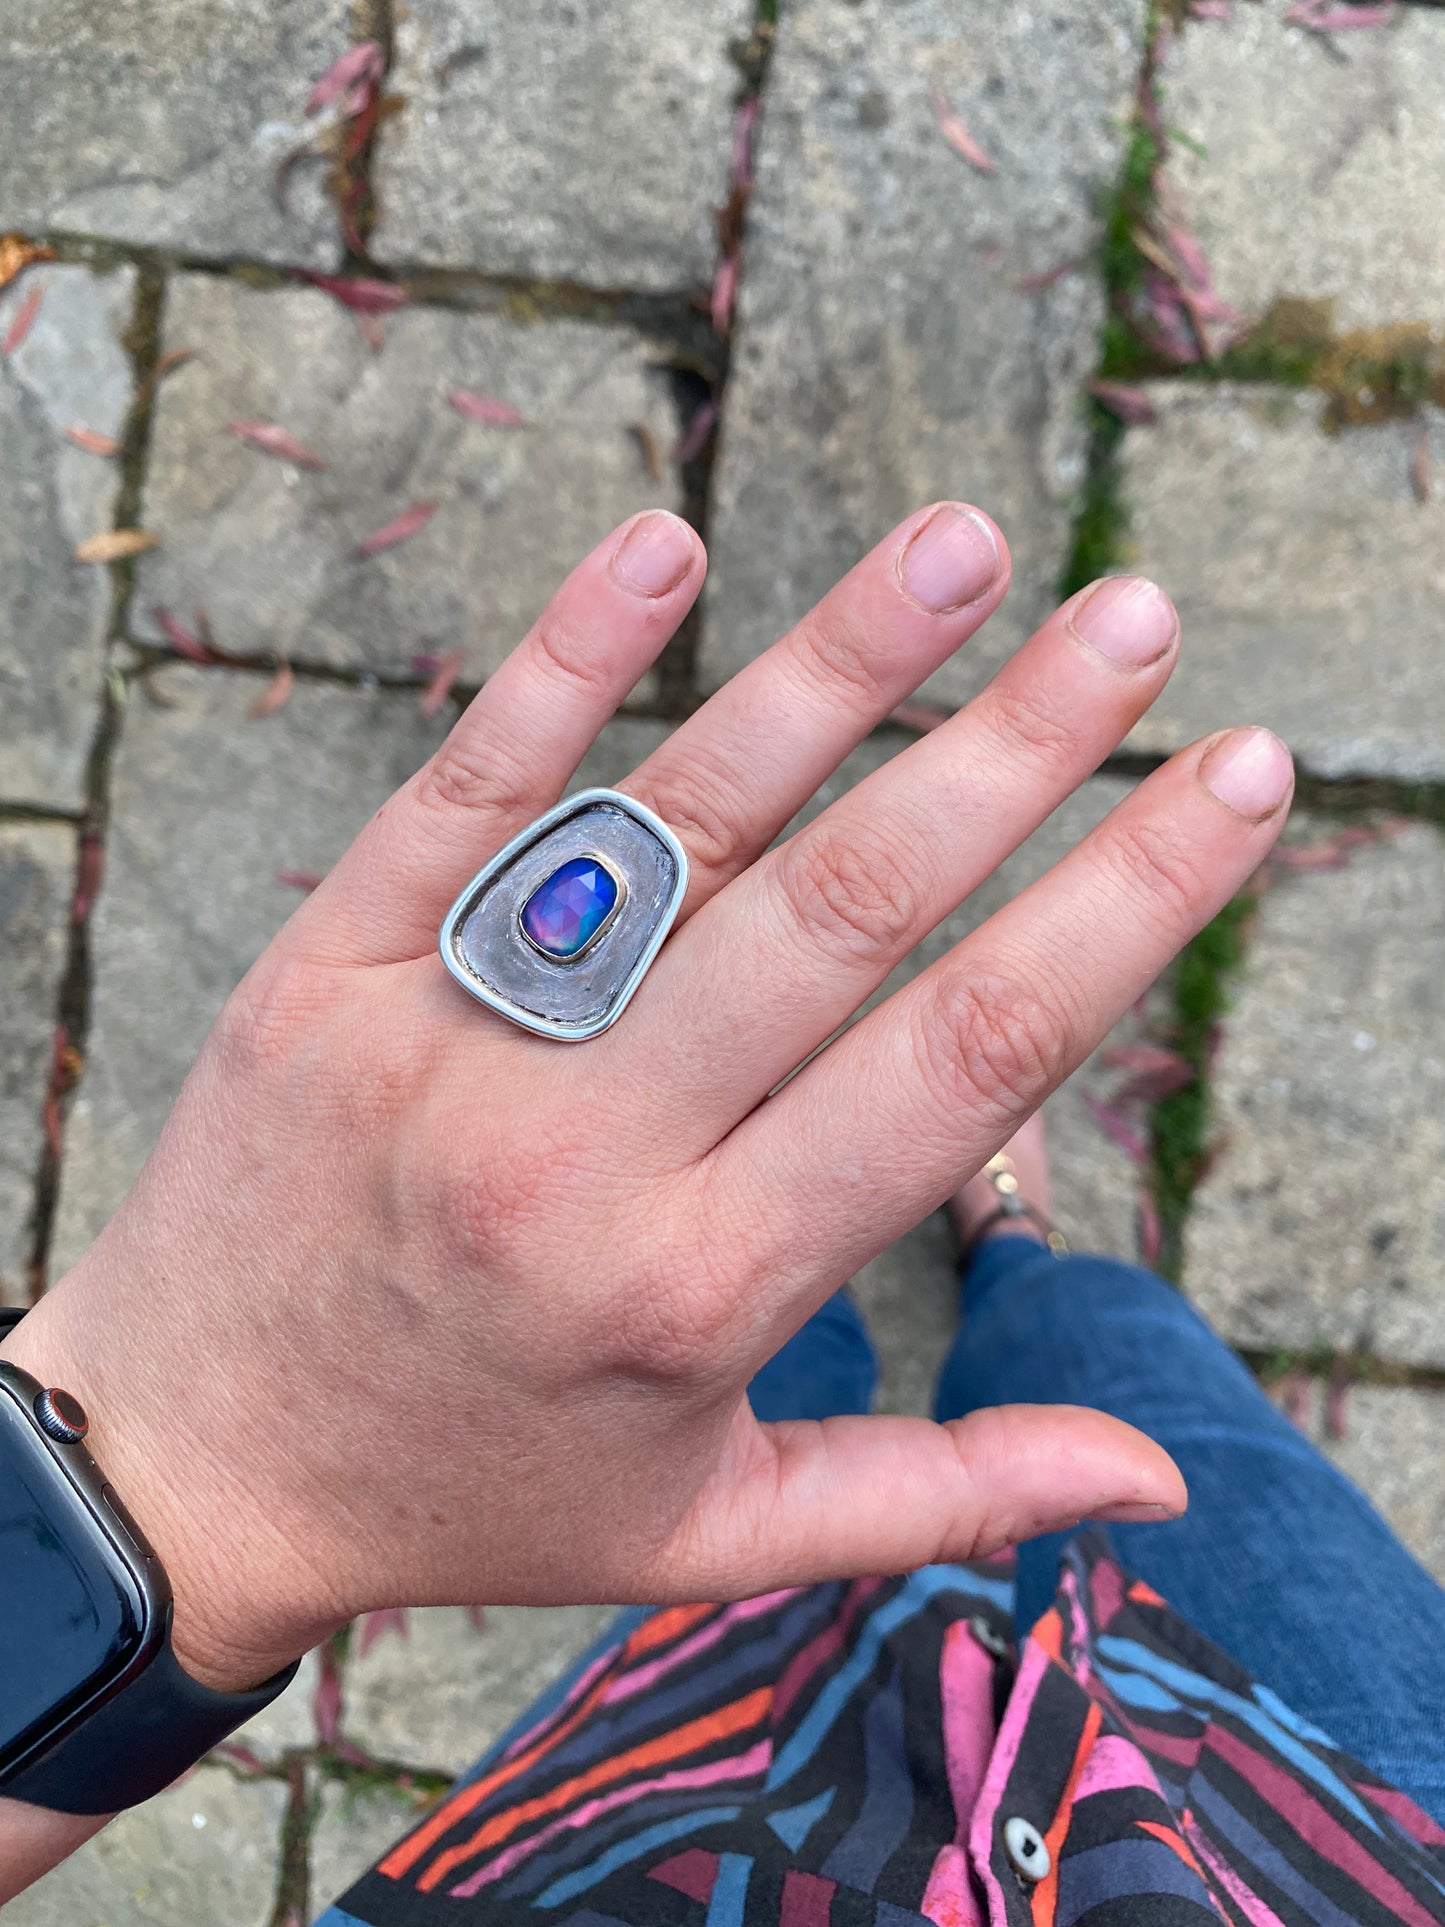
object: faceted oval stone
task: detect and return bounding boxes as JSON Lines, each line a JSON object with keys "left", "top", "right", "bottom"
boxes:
{"left": 519, "top": 855, "right": 620, "bottom": 959}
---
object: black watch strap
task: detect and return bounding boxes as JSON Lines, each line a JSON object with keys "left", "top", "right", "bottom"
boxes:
{"left": 2, "top": 1623, "right": 299, "bottom": 1814}
{"left": 0, "top": 1305, "right": 299, "bottom": 1815}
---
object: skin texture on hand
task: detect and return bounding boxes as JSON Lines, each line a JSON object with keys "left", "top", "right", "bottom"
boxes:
{"left": 0, "top": 505, "right": 1292, "bottom": 1891}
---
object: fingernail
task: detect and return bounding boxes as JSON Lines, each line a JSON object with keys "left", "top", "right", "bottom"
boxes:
{"left": 899, "top": 506, "right": 1001, "bottom": 614}
{"left": 1088, "top": 1501, "right": 1182, "bottom": 1524}
{"left": 1199, "top": 727, "right": 1294, "bottom": 820}
{"left": 1068, "top": 575, "right": 1178, "bottom": 665}
{"left": 611, "top": 512, "right": 697, "bottom": 599}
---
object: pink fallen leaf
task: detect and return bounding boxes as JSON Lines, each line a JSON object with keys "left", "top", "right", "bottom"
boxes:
{"left": 65, "top": 424, "right": 121, "bottom": 456}
{"left": 465, "top": 1605, "right": 487, "bottom": 1632}
{"left": 928, "top": 89, "right": 995, "bottom": 174}
{"left": 730, "top": 95, "right": 760, "bottom": 193}
{"left": 1412, "top": 425, "right": 1431, "bottom": 503}
{"left": 886, "top": 700, "right": 951, "bottom": 735}
{"left": 277, "top": 869, "right": 324, "bottom": 893}
{"left": 151, "top": 606, "right": 215, "bottom": 664}
{"left": 1274, "top": 1369, "right": 1313, "bottom": 1430}
{"left": 248, "top": 661, "right": 295, "bottom": 718}
{"left": 1136, "top": 1188, "right": 1163, "bottom": 1267}
{"left": 3, "top": 281, "right": 44, "bottom": 358}
{"left": 212, "top": 1739, "right": 267, "bottom": 1775}
{"left": 73, "top": 832, "right": 104, "bottom": 924}
{"left": 673, "top": 399, "right": 719, "bottom": 466}
{"left": 1285, "top": 0, "right": 1395, "bottom": 29}
{"left": 410, "top": 649, "right": 443, "bottom": 675}
{"left": 1113, "top": 1060, "right": 1196, "bottom": 1107}
{"left": 299, "top": 270, "right": 409, "bottom": 315}
{"left": 629, "top": 421, "right": 664, "bottom": 482}
{"left": 1141, "top": 269, "right": 1204, "bottom": 365}
{"left": 307, "top": 39, "right": 385, "bottom": 116}
{"left": 1013, "top": 257, "right": 1084, "bottom": 294}
{"left": 1082, "top": 1094, "right": 1151, "bottom": 1166}
{"left": 355, "top": 500, "right": 437, "bottom": 557}
{"left": 1086, "top": 379, "right": 1157, "bottom": 426}
{"left": 1188, "top": 0, "right": 1233, "bottom": 17}
{"left": 1101, "top": 1043, "right": 1191, "bottom": 1078}
{"left": 312, "top": 1641, "right": 343, "bottom": 1745}
{"left": 711, "top": 250, "right": 740, "bottom": 335}
{"left": 420, "top": 646, "right": 465, "bottom": 719}
{"left": 354, "top": 311, "right": 387, "bottom": 353}
{"left": 1269, "top": 822, "right": 1398, "bottom": 873}
{"left": 448, "top": 388, "right": 527, "bottom": 428}
{"left": 1326, "top": 1355, "right": 1351, "bottom": 1441}
{"left": 227, "top": 420, "right": 328, "bottom": 469}
{"left": 356, "top": 1607, "right": 410, "bottom": 1657}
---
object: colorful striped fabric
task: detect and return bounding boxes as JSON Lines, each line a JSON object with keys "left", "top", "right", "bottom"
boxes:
{"left": 319, "top": 1536, "right": 1445, "bottom": 1927}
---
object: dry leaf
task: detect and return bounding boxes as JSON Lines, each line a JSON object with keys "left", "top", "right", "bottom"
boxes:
{"left": 3, "top": 282, "right": 44, "bottom": 358}
{"left": 136, "top": 347, "right": 200, "bottom": 412}
{"left": 1275, "top": 1369, "right": 1313, "bottom": 1430}
{"left": 447, "top": 388, "right": 527, "bottom": 428}
{"left": 355, "top": 500, "right": 436, "bottom": 557}
{"left": 1136, "top": 1189, "right": 1163, "bottom": 1267}
{"left": 300, "top": 270, "right": 409, "bottom": 314}
{"left": 227, "top": 420, "right": 328, "bottom": 469}
{"left": 75, "top": 528, "right": 159, "bottom": 564}
{"left": 674, "top": 399, "right": 719, "bottom": 466}
{"left": 1012, "top": 257, "right": 1084, "bottom": 294}
{"left": 928, "top": 88, "right": 995, "bottom": 174}
{"left": 356, "top": 1607, "right": 410, "bottom": 1656}
{"left": 249, "top": 662, "right": 295, "bottom": 718}
{"left": 465, "top": 1605, "right": 487, "bottom": 1631}
{"left": 65, "top": 424, "right": 121, "bottom": 456}
{"left": 1082, "top": 1094, "right": 1150, "bottom": 1166}
{"left": 1086, "top": 379, "right": 1157, "bottom": 426}
{"left": 151, "top": 606, "right": 216, "bottom": 664}
{"left": 0, "top": 233, "right": 54, "bottom": 293}
{"left": 73, "top": 832, "right": 105, "bottom": 924}
{"left": 307, "top": 40, "right": 385, "bottom": 116}
{"left": 731, "top": 96, "right": 760, "bottom": 193}
{"left": 1285, "top": 0, "right": 1395, "bottom": 29}
{"left": 354, "top": 312, "right": 387, "bottom": 353}
{"left": 277, "top": 869, "right": 324, "bottom": 893}
{"left": 312, "top": 1641, "right": 343, "bottom": 1745}
{"left": 420, "top": 647, "right": 464, "bottom": 718}
{"left": 1411, "top": 425, "right": 1431, "bottom": 503}
{"left": 1325, "top": 1356, "right": 1351, "bottom": 1440}
{"left": 629, "top": 421, "right": 663, "bottom": 482}
{"left": 1188, "top": 0, "right": 1233, "bottom": 16}
{"left": 710, "top": 251, "right": 740, "bottom": 335}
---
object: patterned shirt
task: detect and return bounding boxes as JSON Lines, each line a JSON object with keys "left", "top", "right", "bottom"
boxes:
{"left": 319, "top": 1535, "right": 1445, "bottom": 1927}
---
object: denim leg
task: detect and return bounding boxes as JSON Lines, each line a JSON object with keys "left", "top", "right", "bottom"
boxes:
{"left": 747, "top": 1290, "right": 878, "bottom": 1422}
{"left": 933, "top": 1235, "right": 1445, "bottom": 1819}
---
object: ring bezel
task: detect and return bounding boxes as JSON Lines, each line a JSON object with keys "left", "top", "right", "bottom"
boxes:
{"left": 515, "top": 851, "right": 628, "bottom": 964}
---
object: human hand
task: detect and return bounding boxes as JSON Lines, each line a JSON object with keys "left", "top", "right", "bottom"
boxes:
{"left": 1, "top": 503, "right": 1292, "bottom": 1700}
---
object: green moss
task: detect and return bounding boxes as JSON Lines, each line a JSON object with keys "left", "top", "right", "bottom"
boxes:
{"left": 1058, "top": 406, "right": 1128, "bottom": 599}
{"left": 1149, "top": 890, "right": 1256, "bottom": 1279}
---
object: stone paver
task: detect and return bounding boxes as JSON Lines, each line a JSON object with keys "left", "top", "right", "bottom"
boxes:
{"left": 310, "top": 1777, "right": 430, "bottom": 1923}
{"left": 1121, "top": 387, "right": 1445, "bottom": 781}
{"left": 1187, "top": 819, "right": 1445, "bottom": 1369}
{"left": 0, "top": 0, "right": 348, "bottom": 268}
{"left": 702, "top": 0, "right": 1149, "bottom": 704}
{"left": 1161, "top": 4, "right": 1445, "bottom": 337}
{"left": 373, "top": 0, "right": 753, "bottom": 290}
{"left": 0, "top": 822, "right": 74, "bottom": 1303}
{"left": 131, "top": 278, "right": 682, "bottom": 677}
{"left": 50, "top": 668, "right": 447, "bottom": 1273}
{"left": 3, "top": 1767, "right": 286, "bottom": 1927}
{"left": 345, "top": 1606, "right": 619, "bottom": 1778}
{"left": 0, "top": 266, "right": 135, "bottom": 812}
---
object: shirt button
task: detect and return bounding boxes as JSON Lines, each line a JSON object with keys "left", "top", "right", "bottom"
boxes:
{"left": 1003, "top": 1816, "right": 1051, "bottom": 1882}
{"left": 968, "top": 1613, "right": 1010, "bottom": 1659}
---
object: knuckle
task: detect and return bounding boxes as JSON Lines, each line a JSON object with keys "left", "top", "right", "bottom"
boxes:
{"left": 985, "top": 682, "right": 1080, "bottom": 767}
{"left": 631, "top": 751, "right": 749, "bottom": 881}
{"left": 609, "top": 1260, "right": 744, "bottom": 1393}
{"left": 791, "top": 605, "right": 894, "bottom": 713}
{"left": 775, "top": 823, "right": 926, "bottom": 961}
{"left": 919, "top": 969, "right": 1074, "bottom": 1124}
{"left": 416, "top": 729, "right": 535, "bottom": 824}
{"left": 527, "top": 611, "right": 614, "bottom": 700}
{"left": 1108, "top": 816, "right": 1209, "bottom": 929}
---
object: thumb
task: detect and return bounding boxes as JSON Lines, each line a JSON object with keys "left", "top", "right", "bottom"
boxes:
{"left": 656, "top": 1403, "right": 1186, "bottom": 1598}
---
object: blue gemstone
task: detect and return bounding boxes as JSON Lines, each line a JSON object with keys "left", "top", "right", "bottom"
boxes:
{"left": 520, "top": 856, "right": 620, "bottom": 959}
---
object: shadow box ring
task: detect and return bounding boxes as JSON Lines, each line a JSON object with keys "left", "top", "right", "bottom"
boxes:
{"left": 438, "top": 789, "right": 690, "bottom": 1042}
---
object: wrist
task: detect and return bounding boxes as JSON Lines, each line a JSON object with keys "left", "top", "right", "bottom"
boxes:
{"left": 0, "top": 1249, "right": 346, "bottom": 1694}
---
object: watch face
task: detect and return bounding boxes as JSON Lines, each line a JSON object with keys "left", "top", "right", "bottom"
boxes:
{"left": 0, "top": 1385, "right": 146, "bottom": 1770}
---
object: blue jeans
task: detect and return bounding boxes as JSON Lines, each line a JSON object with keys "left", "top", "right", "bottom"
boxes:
{"left": 748, "top": 1236, "right": 1445, "bottom": 1820}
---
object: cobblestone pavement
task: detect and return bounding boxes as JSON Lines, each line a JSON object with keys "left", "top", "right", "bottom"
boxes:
{"left": 3, "top": 2, "right": 1444, "bottom": 1918}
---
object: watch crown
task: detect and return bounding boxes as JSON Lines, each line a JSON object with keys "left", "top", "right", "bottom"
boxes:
{"left": 35, "top": 1386, "right": 89, "bottom": 1444}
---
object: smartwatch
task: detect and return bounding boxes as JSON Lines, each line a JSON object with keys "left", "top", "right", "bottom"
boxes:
{"left": 0, "top": 1307, "right": 298, "bottom": 1815}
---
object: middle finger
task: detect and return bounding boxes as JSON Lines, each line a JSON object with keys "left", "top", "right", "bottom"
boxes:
{"left": 622, "top": 571, "right": 1180, "bottom": 1137}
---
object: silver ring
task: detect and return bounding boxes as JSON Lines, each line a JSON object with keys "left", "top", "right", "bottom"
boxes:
{"left": 438, "top": 789, "right": 689, "bottom": 1042}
